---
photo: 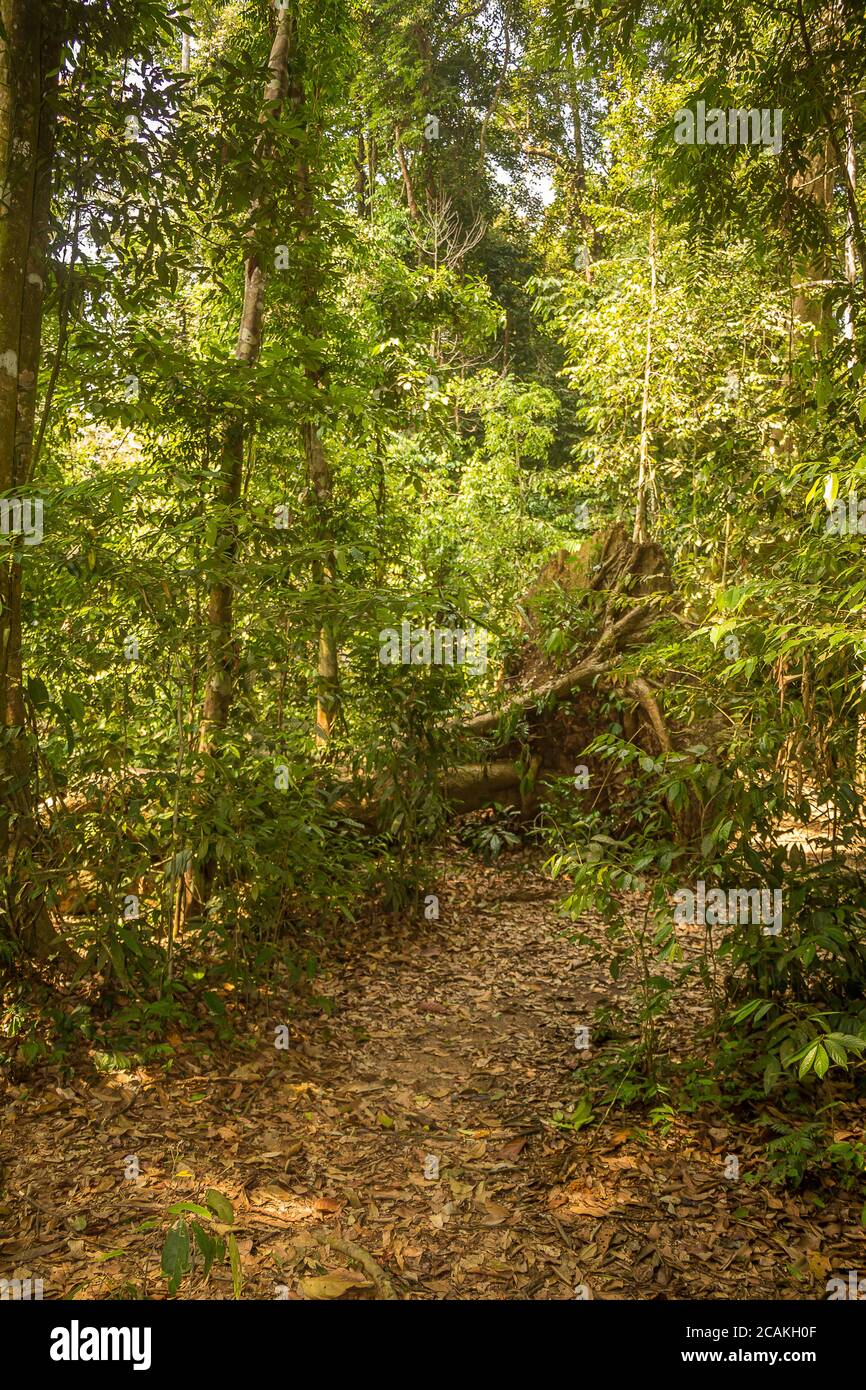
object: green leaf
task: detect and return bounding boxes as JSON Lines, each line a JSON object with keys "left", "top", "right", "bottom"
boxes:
{"left": 205, "top": 1188, "right": 234, "bottom": 1225}
{"left": 798, "top": 1042, "right": 820, "bottom": 1079}
{"left": 191, "top": 1221, "right": 217, "bottom": 1278}
{"left": 161, "top": 1221, "right": 190, "bottom": 1295}
{"left": 167, "top": 1202, "right": 213, "bottom": 1220}
{"left": 27, "top": 675, "right": 50, "bottom": 710}
{"left": 227, "top": 1232, "right": 243, "bottom": 1298}
{"left": 762, "top": 1057, "right": 781, "bottom": 1094}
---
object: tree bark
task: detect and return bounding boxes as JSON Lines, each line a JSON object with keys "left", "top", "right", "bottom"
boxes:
{"left": 796, "top": 0, "right": 866, "bottom": 284}
{"left": 478, "top": 15, "right": 509, "bottom": 170}
{"left": 198, "top": 8, "right": 290, "bottom": 753}
{"left": 633, "top": 190, "right": 656, "bottom": 544}
{"left": 790, "top": 139, "right": 833, "bottom": 346}
{"left": 843, "top": 92, "right": 857, "bottom": 347}
{"left": 395, "top": 126, "right": 419, "bottom": 219}
{"left": 303, "top": 421, "right": 340, "bottom": 744}
{"left": 181, "top": 7, "right": 191, "bottom": 75}
{"left": 189, "top": 7, "right": 291, "bottom": 913}
{"left": 355, "top": 123, "right": 368, "bottom": 219}
{"left": 0, "top": 0, "right": 68, "bottom": 960}
{"left": 288, "top": 24, "right": 341, "bottom": 745}
{"left": 564, "top": 38, "right": 594, "bottom": 265}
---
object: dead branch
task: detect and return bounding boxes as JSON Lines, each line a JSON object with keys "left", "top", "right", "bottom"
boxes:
{"left": 628, "top": 676, "right": 672, "bottom": 754}
{"left": 304, "top": 1229, "right": 399, "bottom": 1300}
{"left": 460, "top": 600, "right": 654, "bottom": 740}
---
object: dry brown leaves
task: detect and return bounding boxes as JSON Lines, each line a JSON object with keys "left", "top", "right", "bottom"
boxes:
{"left": 1, "top": 849, "right": 864, "bottom": 1299}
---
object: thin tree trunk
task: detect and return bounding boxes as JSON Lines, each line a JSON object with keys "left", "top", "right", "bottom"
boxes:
{"left": 796, "top": 0, "right": 866, "bottom": 283}
{"left": 633, "top": 191, "right": 657, "bottom": 545}
{"left": 181, "top": 6, "right": 191, "bottom": 75}
{"left": 189, "top": 8, "right": 291, "bottom": 912}
{"left": 355, "top": 123, "right": 368, "bottom": 219}
{"left": 198, "top": 8, "right": 290, "bottom": 751}
{"left": 368, "top": 129, "right": 376, "bottom": 222}
{"left": 289, "top": 28, "right": 341, "bottom": 745}
{"left": 564, "top": 38, "right": 594, "bottom": 267}
{"left": 790, "top": 140, "right": 833, "bottom": 348}
{"left": 843, "top": 93, "right": 857, "bottom": 347}
{"left": 0, "top": 0, "right": 67, "bottom": 960}
{"left": 478, "top": 15, "right": 509, "bottom": 169}
{"left": 304, "top": 421, "right": 340, "bottom": 743}
{"left": 395, "top": 126, "right": 419, "bottom": 219}
{"left": 772, "top": 138, "right": 833, "bottom": 466}
{"left": 841, "top": 94, "right": 865, "bottom": 784}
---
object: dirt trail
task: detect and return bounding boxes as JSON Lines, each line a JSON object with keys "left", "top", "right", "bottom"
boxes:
{"left": 1, "top": 851, "right": 862, "bottom": 1299}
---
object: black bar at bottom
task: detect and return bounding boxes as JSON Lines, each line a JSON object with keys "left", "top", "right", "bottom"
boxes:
{"left": 1, "top": 1296, "right": 858, "bottom": 1378}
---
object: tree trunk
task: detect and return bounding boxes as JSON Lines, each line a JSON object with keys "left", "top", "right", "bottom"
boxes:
{"left": 0, "top": 0, "right": 68, "bottom": 960}
{"left": 181, "top": 5, "right": 191, "bottom": 75}
{"left": 355, "top": 123, "right": 368, "bottom": 219}
{"left": 189, "top": 7, "right": 291, "bottom": 912}
{"left": 395, "top": 126, "right": 419, "bottom": 219}
{"left": 564, "top": 38, "right": 594, "bottom": 266}
{"left": 478, "top": 15, "right": 509, "bottom": 170}
{"left": 633, "top": 191, "right": 656, "bottom": 544}
{"left": 198, "top": 8, "right": 290, "bottom": 752}
{"left": 304, "top": 420, "right": 340, "bottom": 743}
{"left": 790, "top": 139, "right": 833, "bottom": 348}
{"left": 289, "top": 26, "right": 341, "bottom": 745}
{"left": 843, "top": 93, "right": 857, "bottom": 348}
{"left": 795, "top": 0, "right": 866, "bottom": 285}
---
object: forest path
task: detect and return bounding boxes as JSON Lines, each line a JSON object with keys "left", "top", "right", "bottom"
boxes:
{"left": 2, "top": 850, "right": 860, "bottom": 1299}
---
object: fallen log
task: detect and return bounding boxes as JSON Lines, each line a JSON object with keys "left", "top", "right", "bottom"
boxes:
{"left": 460, "top": 599, "right": 650, "bottom": 739}
{"left": 458, "top": 525, "right": 670, "bottom": 742}
{"left": 464, "top": 611, "right": 653, "bottom": 745}
{"left": 334, "top": 759, "right": 525, "bottom": 825}
{"left": 335, "top": 529, "right": 678, "bottom": 824}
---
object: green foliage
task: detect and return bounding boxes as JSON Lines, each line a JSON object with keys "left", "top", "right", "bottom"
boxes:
{"left": 458, "top": 804, "right": 524, "bottom": 862}
{"left": 160, "top": 1188, "right": 240, "bottom": 1297}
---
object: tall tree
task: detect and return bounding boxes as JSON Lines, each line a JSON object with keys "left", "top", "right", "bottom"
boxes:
{"left": 193, "top": 5, "right": 292, "bottom": 907}
{"left": 287, "top": 3, "right": 343, "bottom": 744}
{"left": 0, "top": 0, "right": 65, "bottom": 957}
